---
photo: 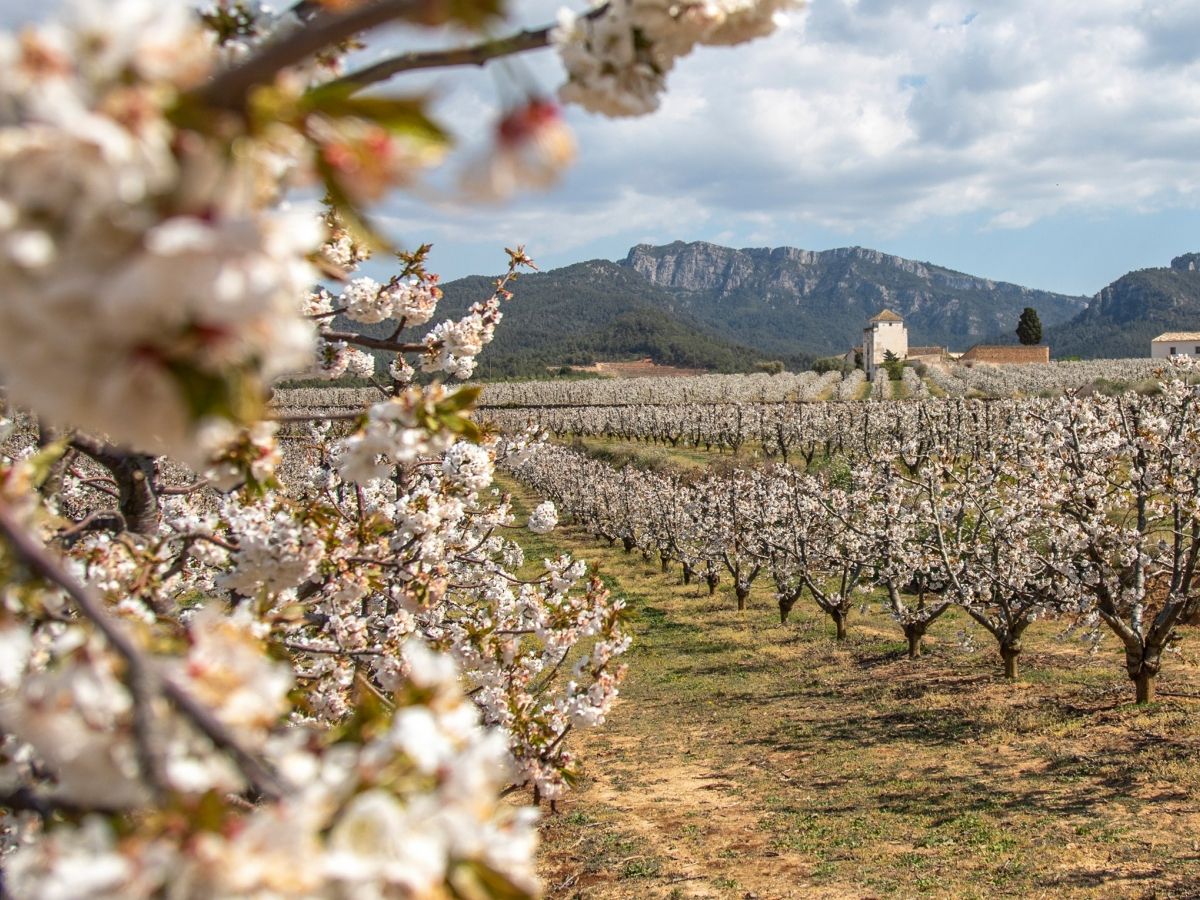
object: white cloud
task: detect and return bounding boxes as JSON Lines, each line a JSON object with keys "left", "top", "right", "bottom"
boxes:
{"left": 6, "top": 0, "right": 1198, "bottom": 287}
{"left": 375, "top": 0, "right": 1200, "bottom": 262}
{"left": 378, "top": 184, "right": 712, "bottom": 260}
{"left": 396, "top": 0, "right": 1200, "bottom": 254}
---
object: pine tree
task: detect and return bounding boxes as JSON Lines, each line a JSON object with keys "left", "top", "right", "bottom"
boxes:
{"left": 1016, "top": 307, "right": 1043, "bottom": 345}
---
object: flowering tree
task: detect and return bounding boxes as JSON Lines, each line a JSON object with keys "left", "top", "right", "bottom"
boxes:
{"left": 0, "top": 0, "right": 798, "bottom": 894}
{"left": 1042, "top": 378, "right": 1200, "bottom": 702}
{"left": 848, "top": 466, "right": 952, "bottom": 659}
{"left": 909, "top": 451, "right": 1080, "bottom": 678}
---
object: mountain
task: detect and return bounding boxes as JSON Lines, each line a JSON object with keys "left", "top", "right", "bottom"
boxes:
{"left": 429, "top": 241, "right": 1096, "bottom": 377}
{"left": 1045, "top": 254, "right": 1200, "bottom": 358}
{"left": 621, "top": 241, "right": 1090, "bottom": 357}
{"left": 433, "top": 259, "right": 779, "bottom": 378}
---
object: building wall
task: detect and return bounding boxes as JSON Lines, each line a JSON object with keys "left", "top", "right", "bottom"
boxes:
{"left": 1151, "top": 341, "right": 1200, "bottom": 359}
{"left": 958, "top": 345, "right": 1049, "bottom": 365}
{"left": 864, "top": 321, "right": 908, "bottom": 380}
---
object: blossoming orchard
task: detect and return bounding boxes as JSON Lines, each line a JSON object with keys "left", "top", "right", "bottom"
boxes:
{"left": 0, "top": 0, "right": 799, "bottom": 894}
{"left": 5, "top": 0, "right": 1200, "bottom": 895}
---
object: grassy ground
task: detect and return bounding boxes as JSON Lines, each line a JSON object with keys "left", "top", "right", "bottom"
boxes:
{"left": 500, "top": 477, "right": 1200, "bottom": 899}
{"left": 566, "top": 436, "right": 726, "bottom": 472}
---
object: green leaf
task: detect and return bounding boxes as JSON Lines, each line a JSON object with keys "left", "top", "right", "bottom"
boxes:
{"left": 24, "top": 438, "right": 69, "bottom": 489}
{"left": 439, "top": 386, "right": 483, "bottom": 413}
{"left": 447, "top": 860, "right": 533, "bottom": 900}
{"left": 330, "top": 673, "right": 391, "bottom": 744}
{"left": 399, "top": 0, "right": 506, "bottom": 30}
{"left": 190, "top": 790, "right": 230, "bottom": 834}
{"left": 314, "top": 155, "right": 389, "bottom": 252}
{"left": 163, "top": 361, "right": 260, "bottom": 424}
{"left": 301, "top": 84, "right": 449, "bottom": 146}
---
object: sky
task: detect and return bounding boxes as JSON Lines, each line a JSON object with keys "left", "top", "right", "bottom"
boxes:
{"left": 7, "top": 1, "right": 1200, "bottom": 296}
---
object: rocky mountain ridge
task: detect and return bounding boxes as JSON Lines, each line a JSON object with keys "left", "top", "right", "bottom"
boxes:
{"left": 618, "top": 240, "right": 1090, "bottom": 356}
{"left": 427, "top": 242, "right": 1199, "bottom": 375}
{"left": 1046, "top": 253, "right": 1200, "bottom": 358}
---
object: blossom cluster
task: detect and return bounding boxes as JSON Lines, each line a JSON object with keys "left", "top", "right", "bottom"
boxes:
{"left": 554, "top": 0, "right": 801, "bottom": 116}
{"left": 0, "top": 1, "right": 326, "bottom": 465}
{"left": 1, "top": 313, "right": 630, "bottom": 896}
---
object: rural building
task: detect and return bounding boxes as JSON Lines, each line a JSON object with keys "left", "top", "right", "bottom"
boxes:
{"left": 863, "top": 309, "right": 907, "bottom": 381}
{"left": 907, "top": 346, "right": 948, "bottom": 363}
{"left": 958, "top": 345, "right": 1050, "bottom": 365}
{"left": 1151, "top": 333, "right": 1200, "bottom": 359}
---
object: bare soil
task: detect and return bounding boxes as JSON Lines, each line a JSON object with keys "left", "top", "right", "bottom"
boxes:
{"left": 565, "top": 359, "right": 708, "bottom": 379}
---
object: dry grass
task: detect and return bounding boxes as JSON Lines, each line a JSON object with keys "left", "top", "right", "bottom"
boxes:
{"left": 566, "top": 360, "right": 709, "bottom": 379}
{"left": 500, "top": 477, "right": 1200, "bottom": 900}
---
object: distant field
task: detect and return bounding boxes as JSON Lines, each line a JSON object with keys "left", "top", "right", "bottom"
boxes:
{"left": 567, "top": 359, "right": 708, "bottom": 378}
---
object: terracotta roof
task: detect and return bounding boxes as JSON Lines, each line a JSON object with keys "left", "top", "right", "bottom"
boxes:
{"left": 958, "top": 345, "right": 1049, "bottom": 364}
{"left": 869, "top": 309, "right": 904, "bottom": 323}
{"left": 1152, "top": 332, "right": 1200, "bottom": 342}
{"left": 908, "top": 346, "right": 946, "bottom": 356}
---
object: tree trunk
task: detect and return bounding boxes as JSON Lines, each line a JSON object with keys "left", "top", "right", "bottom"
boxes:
{"left": 832, "top": 609, "right": 847, "bottom": 641}
{"left": 682, "top": 562, "right": 693, "bottom": 585}
{"left": 905, "top": 622, "right": 925, "bottom": 659}
{"left": 1000, "top": 644, "right": 1020, "bottom": 681}
{"left": 735, "top": 583, "right": 749, "bottom": 611}
{"left": 1128, "top": 647, "right": 1161, "bottom": 705}
{"left": 622, "top": 537, "right": 636, "bottom": 554}
{"left": 779, "top": 595, "right": 796, "bottom": 624}
{"left": 706, "top": 572, "right": 719, "bottom": 596}
{"left": 660, "top": 553, "right": 670, "bottom": 573}
{"left": 71, "top": 436, "right": 160, "bottom": 535}
{"left": 1135, "top": 671, "right": 1156, "bottom": 704}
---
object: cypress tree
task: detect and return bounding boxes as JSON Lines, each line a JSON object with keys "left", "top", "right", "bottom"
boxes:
{"left": 1016, "top": 307, "right": 1043, "bottom": 345}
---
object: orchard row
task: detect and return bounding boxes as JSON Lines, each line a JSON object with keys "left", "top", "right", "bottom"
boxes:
{"left": 470, "top": 357, "right": 1168, "bottom": 408}
{"left": 507, "top": 368, "right": 1200, "bottom": 706}
{"left": 487, "top": 393, "right": 1070, "bottom": 463}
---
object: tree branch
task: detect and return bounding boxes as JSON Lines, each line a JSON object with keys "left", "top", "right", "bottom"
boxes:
{"left": 55, "top": 509, "right": 127, "bottom": 543}
{"left": 156, "top": 481, "right": 208, "bottom": 497}
{"left": 332, "top": 2, "right": 611, "bottom": 92}
{"left": 335, "top": 25, "right": 554, "bottom": 89}
{"left": 320, "top": 329, "right": 427, "bottom": 353}
{"left": 0, "top": 500, "right": 290, "bottom": 801}
{"left": 0, "top": 786, "right": 126, "bottom": 818}
{"left": 198, "top": 0, "right": 426, "bottom": 112}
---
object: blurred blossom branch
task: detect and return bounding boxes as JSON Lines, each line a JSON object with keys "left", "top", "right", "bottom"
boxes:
{"left": 198, "top": 0, "right": 426, "bottom": 111}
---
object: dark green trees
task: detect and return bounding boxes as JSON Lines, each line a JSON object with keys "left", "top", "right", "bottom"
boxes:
{"left": 1016, "top": 307, "right": 1043, "bottom": 345}
{"left": 882, "top": 349, "right": 904, "bottom": 381}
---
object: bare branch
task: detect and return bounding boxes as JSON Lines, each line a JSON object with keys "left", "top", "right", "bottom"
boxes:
{"left": 55, "top": 509, "right": 127, "bottom": 542}
{"left": 0, "top": 786, "right": 126, "bottom": 818}
{"left": 320, "top": 329, "right": 426, "bottom": 353}
{"left": 156, "top": 481, "right": 208, "bottom": 497}
{"left": 332, "top": 3, "right": 611, "bottom": 92}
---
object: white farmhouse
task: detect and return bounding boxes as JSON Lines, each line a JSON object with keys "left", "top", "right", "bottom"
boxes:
{"left": 863, "top": 309, "right": 908, "bottom": 381}
{"left": 1151, "top": 333, "right": 1200, "bottom": 359}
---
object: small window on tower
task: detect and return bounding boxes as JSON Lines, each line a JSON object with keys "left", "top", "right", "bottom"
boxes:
{"left": 1170, "top": 347, "right": 1177, "bottom": 355}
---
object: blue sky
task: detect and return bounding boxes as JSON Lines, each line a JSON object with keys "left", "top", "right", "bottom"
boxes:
{"left": 8, "top": 1, "right": 1200, "bottom": 296}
